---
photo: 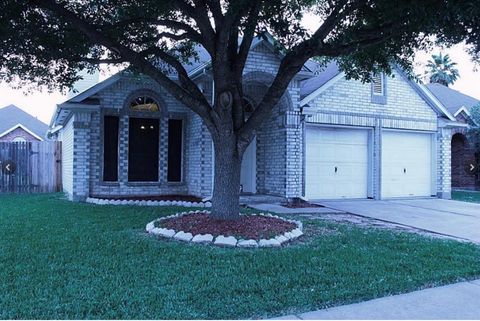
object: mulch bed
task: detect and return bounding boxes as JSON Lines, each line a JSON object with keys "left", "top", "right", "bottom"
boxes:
{"left": 159, "top": 213, "right": 296, "bottom": 240}
{"left": 281, "top": 199, "right": 324, "bottom": 208}
{"left": 93, "top": 195, "right": 203, "bottom": 202}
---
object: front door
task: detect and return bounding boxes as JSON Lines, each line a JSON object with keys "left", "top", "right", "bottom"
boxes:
{"left": 240, "top": 137, "right": 256, "bottom": 194}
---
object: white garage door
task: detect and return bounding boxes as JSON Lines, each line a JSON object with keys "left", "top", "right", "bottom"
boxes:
{"left": 306, "top": 126, "right": 369, "bottom": 199}
{"left": 381, "top": 131, "right": 433, "bottom": 198}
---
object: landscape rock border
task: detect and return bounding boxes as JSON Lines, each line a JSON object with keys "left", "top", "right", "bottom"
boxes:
{"left": 86, "top": 197, "right": 211, "bottom": 208}
{"left": 145, "top": 211, "right": 303, "bottom": 248}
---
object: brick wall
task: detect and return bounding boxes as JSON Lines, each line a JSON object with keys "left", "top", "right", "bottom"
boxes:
{"left": 451, "top": 132, "right": 477, "bottom": 189}
{"left": 437, "top": 128, "right": 452, "bottom": 198}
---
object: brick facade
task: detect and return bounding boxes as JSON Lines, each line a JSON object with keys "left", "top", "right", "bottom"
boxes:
{"left": 56, "top": 40, "right": 454, "bottom": 201}
{"left": 451, "top": 132, "right": 478, "bottom": 189}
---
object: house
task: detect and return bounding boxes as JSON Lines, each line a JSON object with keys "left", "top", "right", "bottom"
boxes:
{"left": 49, "top": 35, "right": 465, "bottom": 202}
{"left": 426, "top": 83, "right": 479, "bottom": 189}
{"left": 0, "top": 105, "right": 49, "bottom": 142}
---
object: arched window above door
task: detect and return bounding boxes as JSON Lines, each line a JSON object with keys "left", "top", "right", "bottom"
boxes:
{"left": 130, "top": 95, "right": 160, "bottom": 112}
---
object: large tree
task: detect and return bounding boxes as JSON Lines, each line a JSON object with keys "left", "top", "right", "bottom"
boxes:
{"left": 0, "top": 0, "right": 478, "bottom": 219}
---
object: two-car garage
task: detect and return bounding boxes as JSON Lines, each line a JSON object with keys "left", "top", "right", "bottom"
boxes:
{"left": 305, "top": 125, "right": 435, "bottom": 200}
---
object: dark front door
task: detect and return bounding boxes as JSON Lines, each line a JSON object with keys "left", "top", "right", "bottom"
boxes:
{"left": 128, "top": 118, "right": 159, "bottom": 182}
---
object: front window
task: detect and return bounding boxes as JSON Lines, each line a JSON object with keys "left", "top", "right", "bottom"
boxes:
{"left": 167, "top": 119, "right": 183, "bottom": 182}
{"left": 103, "top": 115, "right": 119, "bottom": 182}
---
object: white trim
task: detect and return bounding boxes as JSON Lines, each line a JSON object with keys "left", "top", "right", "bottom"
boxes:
{"left": 417, "top": 84, "right": 456, "bottom": 121}
{"left": 48, "top": 125, "right": 64, "bottom": 135}
{"left": 453, "top": 106, "right": 471, "bottom": 118}
{"left": 300, "top": 72, "right": 345, "bottom": 107}
{"left": 0, "top": 123, "right": 44, "bottom": 141}
{"left": 438, "top": 118, "right": 469, "bottom": 128}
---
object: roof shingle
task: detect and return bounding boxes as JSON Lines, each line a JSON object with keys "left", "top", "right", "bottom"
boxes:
{"left": 426, "top": 83, "right": 480, "bottom": 115}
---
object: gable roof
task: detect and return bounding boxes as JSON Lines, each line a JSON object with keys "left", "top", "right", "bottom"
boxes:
{"left": 0, "top": 105, "right": 49, "bottom": 140}
{"left": 300, "top": 61, "right": 341, "bottom": 100}
{"left": 426, "top": 83, "right": 480, "bottom": 115}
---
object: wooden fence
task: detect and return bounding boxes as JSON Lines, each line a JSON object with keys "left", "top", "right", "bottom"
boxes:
{"left": 0, "top": 141, "right": 62, "bottom": 193}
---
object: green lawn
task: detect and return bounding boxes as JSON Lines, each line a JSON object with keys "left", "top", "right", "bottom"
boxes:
{"left": 1, "top": 194, "right": 480, "bottom": 319}
{"left": 452, "top": 190, "right": 480, "bottom": 204}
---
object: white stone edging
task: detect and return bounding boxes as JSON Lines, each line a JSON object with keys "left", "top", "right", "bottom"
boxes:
{"left": 86, "top": 197, "right": 211, "bottom": 208}
{"left": 145, "top": 211, "right": 303, "bottom": 248}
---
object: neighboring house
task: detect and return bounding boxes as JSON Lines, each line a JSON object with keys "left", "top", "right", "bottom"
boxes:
{"left": 427, "top": 83, "right": 479, "bottom": 189}
{"left": 0, "top": 105, "right": 49, "bottom": 142}
{"left": 49, "top": 34, "right": 465, "bottom": 202}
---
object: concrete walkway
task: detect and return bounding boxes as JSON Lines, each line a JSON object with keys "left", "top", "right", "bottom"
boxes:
{"left": 316, "top": 199, "right": 480, "bottom": 243}
{"left": 273, "top": 279, "right": 480, "bottom": 320}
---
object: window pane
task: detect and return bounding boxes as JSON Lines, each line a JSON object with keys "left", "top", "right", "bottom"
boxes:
{"left": 168, "top": 119, "right": 183, "bottom": 182}
{"left": 103, "top": 116, "right": 119, "bottom": 181}
{"left": 128, "top": 118, "right": 159, "bottom": 181}
{"left": 130, "top": 96, "right": 159, "bottom": 112}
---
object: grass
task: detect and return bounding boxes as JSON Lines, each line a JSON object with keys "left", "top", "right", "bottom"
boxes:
{"left": 452, "top": 190, "right": 480, "bottom": 204}
{"left": 1, "top": 193, "right": 480, "bottom": 319}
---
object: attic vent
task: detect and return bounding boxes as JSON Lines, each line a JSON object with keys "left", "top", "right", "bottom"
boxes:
{"left": 372, "top": 73, "right": 384, "bottom": 95}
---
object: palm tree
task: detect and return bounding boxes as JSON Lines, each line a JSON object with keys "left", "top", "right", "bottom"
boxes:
{"left": 426, "top": 53, "right": 460, "bottom": 86}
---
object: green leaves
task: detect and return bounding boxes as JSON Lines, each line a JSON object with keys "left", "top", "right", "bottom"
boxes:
{"left": 0, "top": 0, "right": 478, "bottom": 107}
{"left": 426, "top": 53, "right": 460, "bottom": 86}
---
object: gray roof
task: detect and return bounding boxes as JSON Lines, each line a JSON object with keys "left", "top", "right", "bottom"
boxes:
{"left": 426, "top": 83, "right": 480, "bottom": 115}
{"left": 300, "top": 61, "right": 341, "bottom": 99}
{"left": 0, "top": 105, "right": 49, "bottom": 139}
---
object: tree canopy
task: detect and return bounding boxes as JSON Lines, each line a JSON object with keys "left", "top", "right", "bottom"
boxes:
{"left": 426, "top": 53, "right": 460, "bottom": 86}
{"left": 1, "top": 0, "right": 479, "bottom": 219}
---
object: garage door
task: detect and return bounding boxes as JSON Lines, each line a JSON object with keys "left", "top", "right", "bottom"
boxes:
{"left": 381, "top": 131, "right": 433, "bottom": 198}
{"left": 306, "top": 126, "right": 369, "bottom": 199}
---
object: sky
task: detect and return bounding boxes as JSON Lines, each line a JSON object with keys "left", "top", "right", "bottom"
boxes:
{"left": 0, "top": 14, "right": 479, "bottom": 125}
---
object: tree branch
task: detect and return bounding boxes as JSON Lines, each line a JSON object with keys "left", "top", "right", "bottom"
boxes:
{"left": 30, "top": 0, "right": 216, "bottom": 131}
{"left": 171, "top": 0, "right": 216, "bottom": 54}
{"left": 236, "top": 1, "right": 262, "bottom": 77}
{"left": 140, "top": 46, "right": 210, "bottom": 105}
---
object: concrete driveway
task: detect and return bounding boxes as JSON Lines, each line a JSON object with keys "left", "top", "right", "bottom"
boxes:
{"left": 317, "top": 199, "right": 480, "bottom": 243}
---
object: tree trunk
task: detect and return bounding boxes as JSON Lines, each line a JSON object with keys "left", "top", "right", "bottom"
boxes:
{"left": 210, "top": 135, "right": 242, "bottom": 220}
